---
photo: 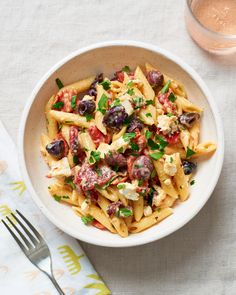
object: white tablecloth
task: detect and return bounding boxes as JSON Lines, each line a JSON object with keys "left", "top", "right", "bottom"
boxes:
{"left": 0, "top": 0, "right": 235, "bottom": 294}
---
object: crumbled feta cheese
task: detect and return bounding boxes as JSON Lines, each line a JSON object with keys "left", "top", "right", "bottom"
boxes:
{"left": 120, "top": 99, "right": 134, "bottom": 115}
{"left": 163, "top": 155, "right": 177, "bottom": 176}
{"left": 82, "top": 95, "right": 94, "bottom": 101}
{"left": 164, "top": 178, "right": 172, "bottom": 186}
{"left": 157, "top": 115, "right": 178, "bottom": 135}
{"left": 152, "top": 185, "right": 167, "bottom": 207}
{"left": 81, "top": 199, "right": 90, "bottom": 212}
{"left": 47, "top": 157, "right": 71, "bottom": 177}
{"left": 118, "top": 182, "right": 139, "bottom": 201}
{"left": 144, "top": 206, "right": 152, "bottom": 217}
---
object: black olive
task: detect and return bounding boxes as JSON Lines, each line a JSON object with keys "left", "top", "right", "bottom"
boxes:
{"left": 105, "top": 151, "right": 127, "bottom": 167}
{"left": 77, "top": 100, "right": 96, "bottom": 115}
{"left": 87, "top": 73, "right": 104, "bottom": 97}
{"left": 132, "top": 155, "right": 154, "bottom": 180}
{"left": 127, "top": 117, "right": 144, "bottom": 133}
{"left": 146, "top": 70, "right": 164, "bottom": 88}
{"left": 179, "top": 112, "right": 200, "bottom": 128}
{"left": 102, "top": 106, "right": 128, "bottom": 130}
{"left": 182, "top": 160, "right": 197, "bottom": 175}
{"left": 46, "top": 140, "right": 65, "bottom": 159}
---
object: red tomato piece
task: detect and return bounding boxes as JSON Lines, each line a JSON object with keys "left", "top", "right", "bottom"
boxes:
{"left": 164, "top": 132, "right": 180, "bottom": 145}
{"left": 133, "top": 130, "right": 147, "bottom": 153}
{"left": 88, "top": 126, "right": 111, "bottom": 148}
{"left": 92, "top": 220, "right": 107, "bottom": 230}
{"left": 157, "top": 89, "right": 177, "bottom": 114}
{"left": 116, "top": 71, "right": 124, "bottom": 82}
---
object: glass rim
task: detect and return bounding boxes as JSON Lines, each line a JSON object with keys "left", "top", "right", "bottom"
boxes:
{"left": 186, "top": 0, "right": 236, "bottom": 40}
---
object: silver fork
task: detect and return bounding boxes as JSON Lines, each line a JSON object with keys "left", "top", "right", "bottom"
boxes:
{"left": 1, "top": 210, "right": 65, "bottom": 295}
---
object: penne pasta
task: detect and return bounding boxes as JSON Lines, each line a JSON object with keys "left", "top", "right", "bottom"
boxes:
{"left": 50, "top": 110, "right": 94, "bottom": 128}
{"left": 61, "top": 76, "right": 95, "bottom": 92}
{"left": 45, "top": 95, "right": 58, "bottom": 139}
{"left": 173, "top": 153, "right": 189, "bottom": 201}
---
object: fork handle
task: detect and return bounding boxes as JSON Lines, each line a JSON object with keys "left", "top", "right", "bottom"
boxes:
{"left": 46, "top": 274, "right": 65, "bottom": 295}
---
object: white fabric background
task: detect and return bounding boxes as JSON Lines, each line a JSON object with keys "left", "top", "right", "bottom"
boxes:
{"left": 0, "top": 0, "right": 235, "bottom": 294}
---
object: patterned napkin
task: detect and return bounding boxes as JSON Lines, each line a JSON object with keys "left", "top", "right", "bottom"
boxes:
{"left": 0, "top": 120, "right": 110, "bottom": 295}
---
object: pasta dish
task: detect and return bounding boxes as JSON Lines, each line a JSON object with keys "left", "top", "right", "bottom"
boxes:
{"left": 40, "top": 63, "right": 216, "bottom": 237}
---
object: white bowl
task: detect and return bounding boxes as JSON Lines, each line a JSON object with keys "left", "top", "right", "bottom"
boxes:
{"left": 19, "top": 41, "right": 224, "bottom": 247}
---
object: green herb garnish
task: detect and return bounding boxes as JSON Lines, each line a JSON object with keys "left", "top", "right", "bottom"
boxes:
{"left": 146, "top": 100, "right": 154, "bottom": 106}
{"left": 117, "top": 147, "right": 124, "bottom": 153}
{"left": 161, "top": 80, "right": 171, "bottom": 94}
{"left": 65, "top": 120, "right": 73, "bottom": 124}
{"left": 55, "top": 78, "right": 64, "bottom": 89}
{"left": 97, "top": 175, "right": 117, "bottom": 190}
{"left": 65, "top": 176, "right": 76, "bottom": 190}
{"left": 85, "top": 114, "right": 93, "bottom": 122}
{"left": 117, "top": 184, "right": 125, "bottom": 189}
{"left": 71, "top": 95, "right": 77, "bottom": 110}
{"left": 123, "top": 115, "right": 133, "bottom": 126}
{"left": 133, "top": 96, "right": 143, "bottom": 109}
{"left": 127, "top": 88, "right": 134, "bottom": 96}
{"left": 145, "top": 113, "right": 152, "bottom": 118}
{"left": 190, "top": 180, "right": 195, "bottom": 186}
{"left": 168, "top": 92, "right": 177, "bottom": 102}
{"left": 151, "top": 170, "right": 156, "bottom": 179}
{"left": 145, "top": 130, "right": 153, "bottom": 140}
{"left": 58, "top": 123, "right": 63, "bottom": 130}
{"left": 127, "top": 81, "right": 134, "bottom": 87}
{"left": 130, "top": 142, "right": 139, "bottom": 151}
{"left": 138, "top": 179, "right": 144, "bottom": 187}
{"left": 186, "top": 147, "right": 196, "bottom": 158}
{"left": 53, "top": 195, "right": 69, "bottom": 202}
{"left": 52, "top": 101, "right": 64, "bottom": 109}
{"left": 155, "top": 135, "right": 168, "bottom": 151}
{"left": 73, "top": 155, "right": 79, "bottom": 165}
{"left": 100, "top": 80, "right": 111, "bottom": 90}
{"left": 123, "top": 132, "right": 136, "bottom": 142}
{"left": 170, "top": 157, "right": 174, "bottom": 163}
{"left": 97, "top": 94, "right": 108, "bottom": 114}
{"left": 147, "top": 139, "right": 159, "bottom": 150}
{"left": 117, "top": 208, "right": 133, "bottom": 217}
{"left": 81, "top": 216, "right": 94, "bottom": 225}
{"left": 89, "top": 151, "right": 101, "bottom": 164}
{"left": 122, "top": 65, "right": 131, "bottom": 73}
{"left": 149, "top": 151, "right": 164, "bottom": 160}
{"left": 167, "top": 113, "right": 174, "bottom": 117}
{"left": 111, "top": 98, "right": 121, "bottom": 107}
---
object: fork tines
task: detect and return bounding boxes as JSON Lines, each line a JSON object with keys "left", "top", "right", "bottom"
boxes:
{"left": 1, "top": 210, "right": 44, "bottom": 253}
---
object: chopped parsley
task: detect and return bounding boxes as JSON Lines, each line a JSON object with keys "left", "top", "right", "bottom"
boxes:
{"left": 96, "top": 175, "right": 117, "bottom": 190}
{"left": 167, "top": 112, "right": 174, "bottom": 117}
{"left": 145, "top": 113, "right": 152, "bottom": 118}
{"left": 161, "top": 80, "right": 171, "bottom": 94}
{"left": 130, "top": 142, "right": 139, "bottom": 151}
{"left": 147, "top": 139, "right": 160, "bottom": 150}
{"left": 85, "top": 114, "right": 93, "bottom": 122}
{"left": 100, "top": 80, "right": 111, "bottom": 90}
{"left": 117, "top": 147, "right": 124, "bottom": 153}
{"left": 123, "top": 132, "right": 136, "bottom": 142}
{"left": 151, "top": 169, "right": 157, "bottom": 179}
{"left": 73, "top": 155, "right": 79, "bottom": 165}
{"left": 145, "top": 130, "right": 153, "bottom": 140}
{"left": 190, "top": 179, "right": 195, "bottom": 186}
{"left": 112, "top": 165, "right": 119, "bottom": 172}
{"left": 117, "top": 184, "right": 125, "bottom": 189}
{"left": 170, "top": 157, "right": 174, "bottom": 163}
{"left": 149, "top": 151, "right": 164, "bottom": 160}
{"left": 97, "top": 94, "right": 108, "bottom": 114}
{"left": 81, "top": 216, "right": 94, "bottom": 225}
{"left": 52, "top": 101, "right": 64, "bottom": 109}
{"left": 111, "top": 98, "right": 121, "bottom": 107}
{"left": 132, "top": 96, "right": 143, "bottom": 109}
{"left": 122, "top": 65, "right": 131, "bottom": 73}
{"left": 155, "top": 135, "right": 168, "bottom": 151}
{"left": 55, "top": 78, "right": 64, "bottom": 89}
{"left": 65, "top": 120, "right": 73, "bottom": 124}
{"left": 138, "top": 179, "right": 144, "bottom": 187}
{"left": 146, "top": 100, "right": 154, "bottom": 106}
{"left": 53, "top": 195, "right": 69, "bottom": 202}
{"left": 186, "top": 147, "right": 196, "bottom": 158}
{"left": 71, "top": 95, "right": 77, "bottom": 110}
{"left": 116, "top": 208, "right": 133, "bottom": 217}
{"left": 168, "top": 92, "right": 177, "bottom": 102}
{"left": 127, "top": 81, "right": 134, "bottom": 87}
{"left": 65, "top": 176, "right": 76, "bottom": 190}
{"left": 123, "top": 115, "right": 133, "bottom": 126}
{"left": 89, "top": 151, "right": 101, "bottom": 164}
{"left": 127, "top": 88, "right": 134, "bottom": 96}
{"left": 58, "top": 123, "right": 63, "bottom": 130}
